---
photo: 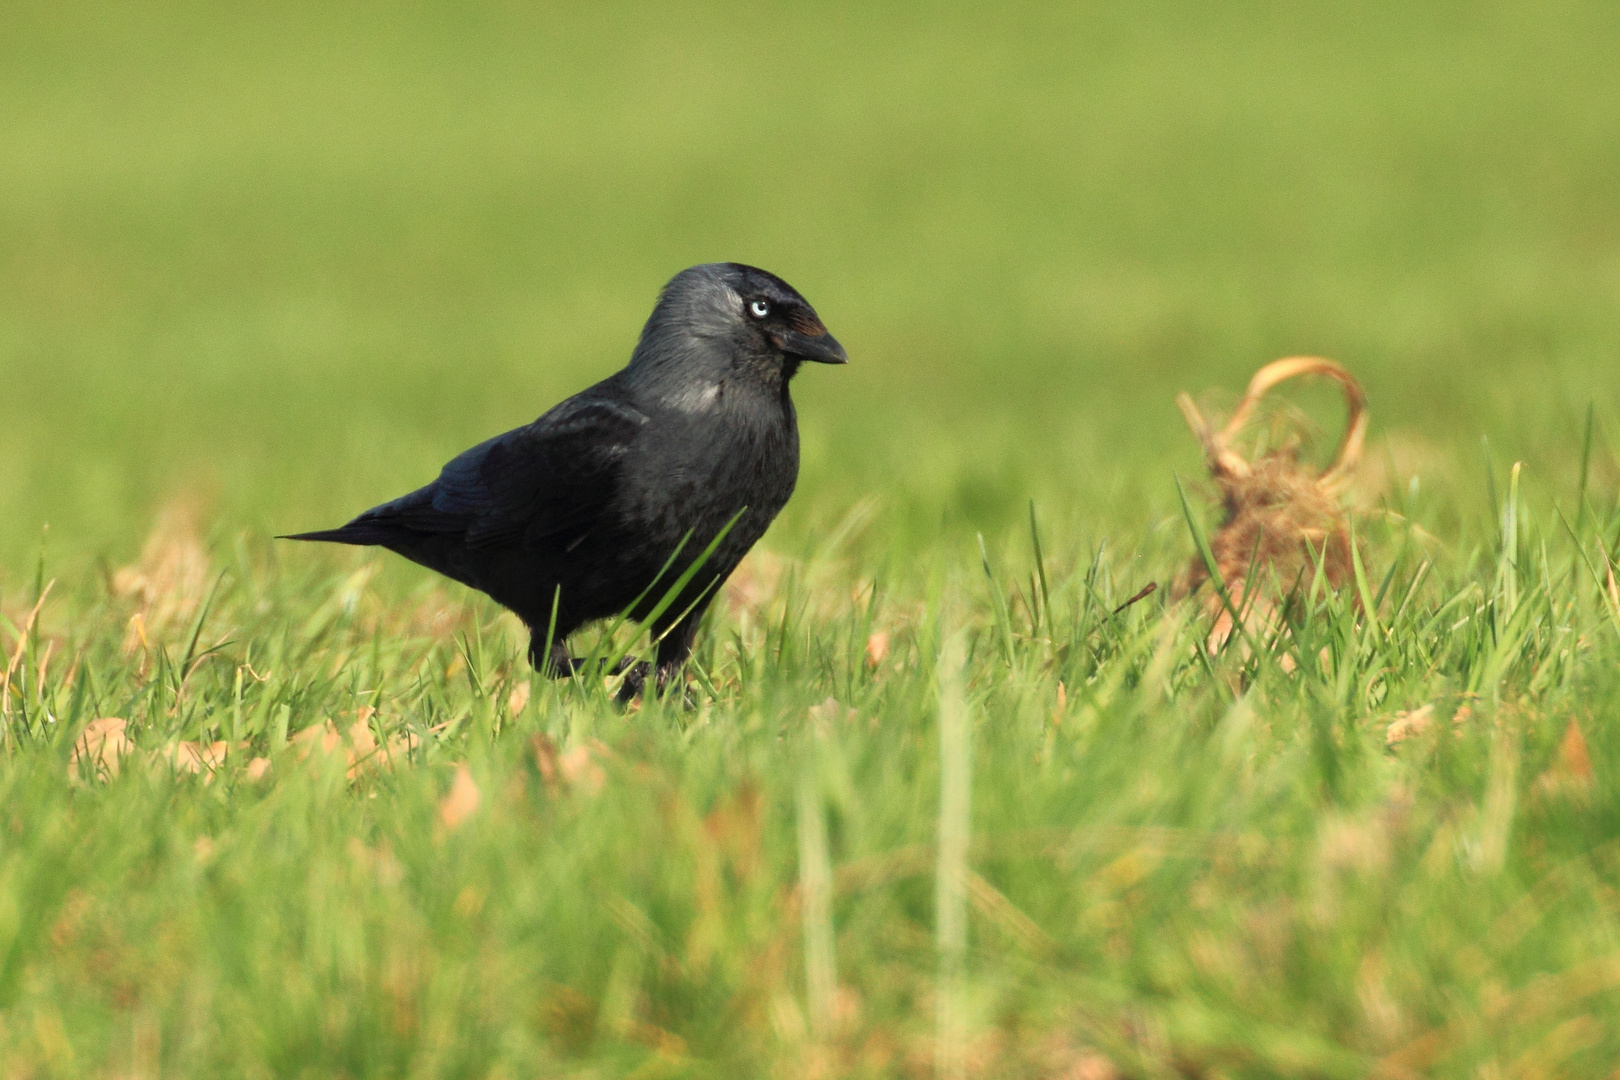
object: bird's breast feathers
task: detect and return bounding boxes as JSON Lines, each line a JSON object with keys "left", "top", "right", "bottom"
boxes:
{"left": 661, "top": 379, "right": 723, "bottom": 416}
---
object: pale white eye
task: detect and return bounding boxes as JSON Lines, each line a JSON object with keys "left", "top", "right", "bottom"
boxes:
{"left": 749, "top": 299, "right": 770, "bottom": 319}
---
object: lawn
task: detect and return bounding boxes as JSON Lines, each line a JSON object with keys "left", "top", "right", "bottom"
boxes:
{"left": 3, "top": 1, "right": 1620, "bottom": 1076}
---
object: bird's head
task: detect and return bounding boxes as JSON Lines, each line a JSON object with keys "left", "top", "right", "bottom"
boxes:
{"left": 632, "top": 263, "right": 847, "bottom": 386}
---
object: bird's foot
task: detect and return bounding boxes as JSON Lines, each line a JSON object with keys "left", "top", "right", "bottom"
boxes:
{"left": 541, "top": 654, "right": 640, "bottom": 680}
{"left": 534, "top": 641, "right": 683, "bottom": 703}
{"left": 614, "top": 660, "right": 693, "bottom": 705}
{"left": 613, "top": 661, "right": 653, "bottom": 703}
{"left": 535, "top": 640, "right": 636, "bottom": 679}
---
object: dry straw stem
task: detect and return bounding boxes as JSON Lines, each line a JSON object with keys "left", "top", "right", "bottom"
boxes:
{"left": 1175, "top": 356, "right": 1369, "bottom": 644}
{"left": 2, "top": 580, "right": 55, "bottom": 723}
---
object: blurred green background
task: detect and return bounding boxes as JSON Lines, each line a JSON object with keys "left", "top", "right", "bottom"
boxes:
{"left": 3, "top": 0, "right": 1618, "bottom": 573}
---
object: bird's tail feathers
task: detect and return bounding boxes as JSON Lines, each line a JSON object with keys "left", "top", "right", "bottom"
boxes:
{"left": 277, "top": 524, "right": 395, "bottom": 546}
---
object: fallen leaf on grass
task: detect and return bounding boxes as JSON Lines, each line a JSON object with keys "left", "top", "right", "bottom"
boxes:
{"left": 70, "top": 718, "right": 133, "bottom": 781}
{"left": 1555, "top": 719, "right": 1594, "bottom": 780}
{"left": 531, "top": 733, "right": 560, "bottom": 785}
{"left": 291, "top": 720, "right": 345, "bottom": 759}
{"left": 440, "top": 764, "right": 480, "bottom": 829}
{"left": 808, "top": 696, "right": 857, "bottom": 730}
{"left": 530, "top": 735, "right": 610, "bottom": 795}
{"left": 507, "top": 680, "right": 531, "bottom": 716}
{"left": 704, "top": 781, "right": 764, "bottom": 883}
{"left": 560, "top": 743, "right": 607, "bottom": 793}
{"left": 290, "top": 717, "right": 421, "bottom": 778}
{"left": 73, "top": 719, "right": 261, "bottom": 785}
{"left": 70, "top": 714, "right": 424, "bottom": 787}
{"left": 865, "top": 630, "right": 889, "bottom": 667}
{"left": 1385, "top": 705, "right": 1434, "bottom": 747}
{"left": 1535, "top": 720, "right": 1595, "bottom": 801}
{"left": 159, "top": 740, "right": 230, "bottom": 774}
{"left": 347, "top": 717, "right": 378, "bottom": 758}
{"left": 1061, "top": 1050, "right": 1123, "bottom": 1080}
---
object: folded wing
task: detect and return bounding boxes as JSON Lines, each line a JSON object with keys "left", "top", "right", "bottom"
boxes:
{"left": 283, "top": 392, "right": 648, "bottom": 553}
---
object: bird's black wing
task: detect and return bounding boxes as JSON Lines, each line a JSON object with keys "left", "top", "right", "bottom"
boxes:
{"left": 290, "top": 393, "right": 648, "bottom": 551}
{"left": 432, "top": 394, "right": 648, "bottom": 549}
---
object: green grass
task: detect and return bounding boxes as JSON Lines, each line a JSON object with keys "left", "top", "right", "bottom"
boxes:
{"left": 4, "top": 1, "right": 1620, "bottom": 1076}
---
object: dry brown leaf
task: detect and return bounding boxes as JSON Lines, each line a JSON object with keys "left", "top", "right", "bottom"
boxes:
{"left": 1556, "top": 719, "right": 1594, "bottom": 781}
{"left": 560, "top": 742, "right": 607, "bottom": 794}
{"left": 161, "top": 740, "right": 230, "bottom": 775}
{"left": 364, "top": 708, "right": 426, "bottom": 771}
{"left": 291, "top": 720, "right": 345, "bottom": 760}
{"left": 1386, "top": 705, "right": 1435, "bottom": 748}
{"left": 244, "top": 757, "right": 272, "bottom": 782}
{"left": 70, "top": 718, "right": 133, "bottom": 781}
{"left": 347, "top": 717, "right": 377, "bottom": 757}
{"left": 531, "top": 733, "right": 562, "bottom": 790}
{"left": 1535, "top": 720, "right": 1596, "bottom": 801}
{"left": 1061, "top": 1050, "right": 1123, "bottom": 1080}
{"left": 507, "top": 680, "right": 531, "bottom": 716}
{"left": 440, "top": 764, "right": 480, "bottom": 829}
{"left": 293, "top": 720, "right": 359, "bottom": 778}
{"left": 808, "top": 696, "right": 857, "bottom": 731}
{"left": 704, "top": 781, "right": 764, "bottom": 883}
{"left": 865, "top": 630, "right": 890, "bottom": 668}
{"left": 1318, "top": 814, "right": 1392, "bottom": 875}
{"left": 290, "top": 717, "right": 418, "bottom": 778}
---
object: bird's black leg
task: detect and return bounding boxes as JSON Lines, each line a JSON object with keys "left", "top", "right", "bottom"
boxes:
{"left": 534, "top": 637, "right": 644, "bottom": 682}
{"left": 654, "top": 613, "right": 703, "bottom": 677}
{"left": 532, "top": 638, "right": 579, "bottom": 678}
{"left": 615, "top": 608, "right": 705, "bottom": 703}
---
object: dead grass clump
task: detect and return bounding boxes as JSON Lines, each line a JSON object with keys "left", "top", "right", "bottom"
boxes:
{"left": 112, "top": 502, "right": 213, "bottom": 648}
{"left": 1175, "top": 356, "right": 1369, "bottom": 645}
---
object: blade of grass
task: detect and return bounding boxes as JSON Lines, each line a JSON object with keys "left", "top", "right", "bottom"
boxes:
{"left": 935, "top": 623, "right": 970, "bottom": 1080}
{"left": 797, "top": 755, "right": 836, "bottom": 1042}
{"left": 1576, "top": 402, "right": 1596, "bottom": 533}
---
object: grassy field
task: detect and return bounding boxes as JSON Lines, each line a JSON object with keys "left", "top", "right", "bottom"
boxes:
{"left": 4, "top": 1, "right": 1620, "bottom": 1076}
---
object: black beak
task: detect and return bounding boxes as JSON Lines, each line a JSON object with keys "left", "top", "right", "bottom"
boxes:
{"left": 778, "top": 329, "right": 848, "bottom": 365}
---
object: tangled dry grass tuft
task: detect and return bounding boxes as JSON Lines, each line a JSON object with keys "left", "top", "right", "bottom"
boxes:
{"left": 1176, "top": 357, "right": 1369, "bottom": 648}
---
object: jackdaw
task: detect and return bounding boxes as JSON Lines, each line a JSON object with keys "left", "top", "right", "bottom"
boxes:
{"left": 282, "top": 262, "right": 846, "bottom": 696}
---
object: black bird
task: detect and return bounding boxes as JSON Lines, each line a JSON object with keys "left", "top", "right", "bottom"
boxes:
{"left": 282, "top": 263, "right": 846, "bottom": 695}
